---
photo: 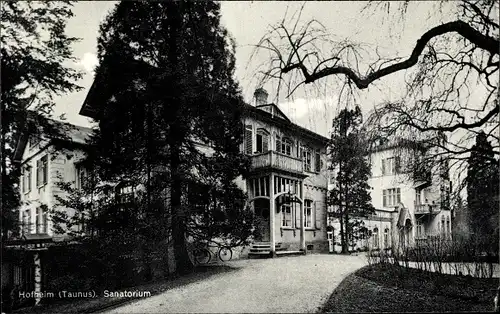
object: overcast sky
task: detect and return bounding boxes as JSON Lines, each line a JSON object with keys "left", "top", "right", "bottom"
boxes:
{"left": 54, "top": 1, "right": 456, "bottom": 137}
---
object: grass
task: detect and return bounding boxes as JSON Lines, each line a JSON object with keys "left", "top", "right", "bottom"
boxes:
{"left": 13, "top": 264, "right": 238, "bottom": 314}
{"left": 319, "top": 263, "right": 498, "bottom": 313}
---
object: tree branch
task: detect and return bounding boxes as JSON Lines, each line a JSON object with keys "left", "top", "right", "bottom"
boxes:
{"left": 282, "top": 20, "right": 499, "bottom": 89}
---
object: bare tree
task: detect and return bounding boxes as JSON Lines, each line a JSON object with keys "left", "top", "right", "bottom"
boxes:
{"left": 254, "top": 0, "right": 498, "bottom": 197}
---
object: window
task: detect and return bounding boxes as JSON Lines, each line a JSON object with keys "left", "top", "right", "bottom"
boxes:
{"left": 301, "top": 146, "right": 312, "bottom": 172}
{"left": 244, "top": 125, "right": 253, "bottom": 154}
{"left": 382, "top": 188, "right": 401, "bottom": 207}
{"left": 256, "top": 129, "right": 269, "bottom": 153}
{"left": 35, "top": 207, "right": 48, "bottom": 234}
{"left": 446, "top": 218, "right": 450, "bottom": 237}
{"left": 373, "top": 228, "right": 379, "bottom": 248}
{"left": 416, "top": 220, "right": 423, "bottom": 238}
{"left": 415, "top": 189, "right": 421, "bottom": 205}
{"left": 22, "top": 166, "right": 31, "bottom": 194}
{"left": 304, "top": 200, "right": 313, "bottom": 228}
{"left": 382, "top": 157, "right": 401, "bottom": 175}
{"left": 76, "top": 165, "right": 87, "bottom": 189}
{"left": 314, "top": 150, "right": 321, "bottom": 172}
{"left": 187, "top": 181, "right": 210, "bottom": 212}
{"left": 276, "top": 135, "right": 292, "bottom": 156}
{"left": 384, "top": 228, "right": 389, "bottom": 248}
{"left": 36, "top": 155, "right": 48, "bottom": 187}
{"left": 282, "top": 204, "right": 292, "bottom": 227}
{"left": 22, "top": 209, "right": 31, "bottom": 235}
{"left": 116, "top": 183, "right": 135, "bottom": 205}
{"left": 441, "top": 217, "right": 446, "bottom": 237}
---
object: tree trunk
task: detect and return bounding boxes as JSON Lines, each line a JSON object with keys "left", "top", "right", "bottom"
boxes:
{"left": 338, "top": 160, "right": 348, "bottom": 254}
{"left": 167, "top": 1, "right": 194, "bottom": 275}
{"left": 344, "top": 210, "right": 350, "bottom": 253}
{"left": 170, "top": 145, "right": 194, "bottom": 274}
{"left": 339, "top": 210, "right": 346, "bottom": 253}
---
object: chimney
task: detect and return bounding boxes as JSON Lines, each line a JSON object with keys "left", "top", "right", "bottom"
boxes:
{"left": 254, "top": 88, "right": 268, "bottom": 106}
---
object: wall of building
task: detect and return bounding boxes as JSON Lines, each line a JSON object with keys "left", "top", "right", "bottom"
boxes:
{"left": 19, "top": 140, "right": 86, "bottom": 237}
{"left": 243, "top": 112, "right": 329, "bottom": 252}
{"left": 327, "top": 145, "right": 453, "bottom": 251}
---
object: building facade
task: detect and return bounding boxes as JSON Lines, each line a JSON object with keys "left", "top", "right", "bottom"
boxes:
{"left": 327, "top": 138, "right": 452, "bottom": 252}
{"left": 241, "top": 89, "right": 329, "bottom": 255}
{"left": 14, "top": 122, "right": 92, "bottom": 240}
{"left": 11, "top": 88, "right": 330, "bottom": 258}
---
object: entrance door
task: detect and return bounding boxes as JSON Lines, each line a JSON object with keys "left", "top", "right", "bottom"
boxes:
{"left": 254, "top": 199, "right": 270, "bottom": 242}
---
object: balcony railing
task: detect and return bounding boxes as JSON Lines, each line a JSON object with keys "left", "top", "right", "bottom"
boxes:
{"left": 250, "top": 150, "right": 304, "bottom": 174}
{"left": 413, "top": 169, "right": 432, "bottom": 184}
{"left": 414, "top": 203, "right": 440, "bottom": 215}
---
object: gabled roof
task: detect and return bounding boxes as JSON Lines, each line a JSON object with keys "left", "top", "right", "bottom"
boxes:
{"left": 80, "top": 57, "right": 329, "bottom": 145}
{"left": 396, "top": 204, "right": 412, "bottom": 228}
{"left": 13, "top": 118, "right": 93, "bottom": 162}
{"left": 255, "top": 103, "right": 291, "bottom": 122}
{"left": 243, "top": 103, "right": 329, "bottom": 145}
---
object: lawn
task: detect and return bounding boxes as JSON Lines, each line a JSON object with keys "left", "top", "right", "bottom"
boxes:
{"left": 319, "top": 263, "right": 498, "bottom": 313}
{"left": 12, "top": 264, "right": 238, "bottom": 314}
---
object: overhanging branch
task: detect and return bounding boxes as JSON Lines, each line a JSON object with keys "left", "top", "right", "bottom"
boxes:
{"left": 282, "top": 20, "right": 499, "bottom": 89}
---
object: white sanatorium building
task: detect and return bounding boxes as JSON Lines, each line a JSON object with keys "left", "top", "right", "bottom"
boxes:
{"left": 327, "top": 137, "right": 452, "bottom": 252}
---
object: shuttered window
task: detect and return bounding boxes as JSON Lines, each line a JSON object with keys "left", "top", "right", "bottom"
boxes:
{"left": 244, "top": 125, "right": 253, "bottom": 154}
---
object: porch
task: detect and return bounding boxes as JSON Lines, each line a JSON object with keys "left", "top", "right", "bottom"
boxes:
{"left": 247, "top": 173, "right": 308, "bottom": 257}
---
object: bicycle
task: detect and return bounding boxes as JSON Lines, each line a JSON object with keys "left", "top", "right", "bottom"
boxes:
{"left": 192, "top": 241, "right": 233, "bottom": 264}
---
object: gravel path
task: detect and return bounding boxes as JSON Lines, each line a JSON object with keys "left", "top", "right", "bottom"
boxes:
{"left": 101, "top": 254, "right": 367, "bottom": 313}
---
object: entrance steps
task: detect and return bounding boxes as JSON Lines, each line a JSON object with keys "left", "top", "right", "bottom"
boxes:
{"left": 248, "top": 242, "right": 304, "bottom": 258}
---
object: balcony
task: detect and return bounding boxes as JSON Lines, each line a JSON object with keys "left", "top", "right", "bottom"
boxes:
{"left": 413, "top": 169, "right": 432, "bottom": 188}
{"left": 414, "top": 203, "right": 441, "bottom": 215}
{"left": 249, "top": 150, "right": 304, "bottom": 176}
